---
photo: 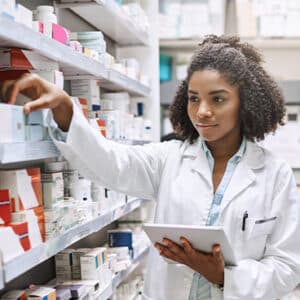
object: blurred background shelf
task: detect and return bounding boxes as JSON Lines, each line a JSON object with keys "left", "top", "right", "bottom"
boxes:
{"left": 56, "top": 0, "right": 150, "bottom": 46}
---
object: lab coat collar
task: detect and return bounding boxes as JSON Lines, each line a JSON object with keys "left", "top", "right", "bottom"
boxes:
{"left": 181, "top": 137, "right": 265, "bottom": 170}
{"left": 180, "top": 138, "right": 265, "bottom": 201}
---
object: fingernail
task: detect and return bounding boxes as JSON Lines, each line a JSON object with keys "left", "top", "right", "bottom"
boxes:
{"left": 24, "top": 105, "right": 30, "bottom": 114}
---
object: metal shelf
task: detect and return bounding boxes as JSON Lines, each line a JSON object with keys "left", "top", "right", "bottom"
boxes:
{"left": 0, "top": 139, "right": 151, "bottom": 168}
{"left": 0, "top": 18, "right": 107, "bottom": 79}
{"left": 3, "top": 198, "right": 149, "bottom": 283}
{"left": 0, "top": 18, "right": 150, "bottom": 97}
{"left": 0, "top": 140, "right": 60, "bottom": 168}
{"left": 56, "top": 0, "right": 149, "bottom": 46}
{"left": 101, "top": 69, "right": 151, "bottom": 97}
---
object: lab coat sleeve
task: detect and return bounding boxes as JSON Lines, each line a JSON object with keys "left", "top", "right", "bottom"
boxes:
{"left": 48, "top": 101, "right": 174, "bottom": 200}
{"left": 223, "top": 164, "right": 300, "bottom": 300}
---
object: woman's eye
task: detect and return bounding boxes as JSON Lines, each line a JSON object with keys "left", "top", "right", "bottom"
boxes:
{"left": 213, "top": 96, "right": 224, "bottom": 103}
{"left": 189, "top": 96, "right": 198, "bottom": 103}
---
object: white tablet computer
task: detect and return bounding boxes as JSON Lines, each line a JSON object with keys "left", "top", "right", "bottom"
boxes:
{"left": 143, "top": 223, "right": 237, "bottom": 266}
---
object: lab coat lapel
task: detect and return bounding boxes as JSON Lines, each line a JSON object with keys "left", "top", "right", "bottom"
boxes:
{"left": 181, "top": 138, "right": 212, "bottom": 189}
{"left": 220, "top": 141, "right": 265, "bottom": 212}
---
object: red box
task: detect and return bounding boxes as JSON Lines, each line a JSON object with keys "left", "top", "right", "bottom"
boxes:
{"left": 10, "top": 221, "right": 31, "bottom": 251}
{"left": 0, "top": 70, "right": 30, "bottom": 82}
{"left": 0, "top": 190, "right": 11, "bottom": 224}
{"left": 0, "top": 49, "right": 33, "bottom": 70}
{"left": 79, "top": 98, "right": 88, "bottom": 119}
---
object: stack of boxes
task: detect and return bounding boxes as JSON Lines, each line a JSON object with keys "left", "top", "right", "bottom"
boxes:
{"left": 54, "top": 247, "right": 112, "bottom": 293}
{"left": 159, "top": 0, "right": 226, "bottom": 39}
{"left": 235, "top": 0, "right": 300, "bottom": 38}
{"left": 0, "top": 168, "right": 45, "bottom": 251}
{"left": 71, "top": 32, "right": 106, "bottom": 65}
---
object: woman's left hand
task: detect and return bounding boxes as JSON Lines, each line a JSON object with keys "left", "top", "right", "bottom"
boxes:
{"left": 155, "top": 237, "right": 224, "bottom": 285}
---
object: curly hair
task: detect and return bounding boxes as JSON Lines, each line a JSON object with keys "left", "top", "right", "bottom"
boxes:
{"left": 169, "top": 35, "right": 286, "bottom": 143}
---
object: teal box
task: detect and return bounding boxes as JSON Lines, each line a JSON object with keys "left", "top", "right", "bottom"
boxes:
{"left": 160, "top": 54, "right": 172, "bottom": 82}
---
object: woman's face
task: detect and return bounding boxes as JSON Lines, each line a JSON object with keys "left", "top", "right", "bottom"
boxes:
{"left": 187, "top": 69, "right": 241, "bottom": 144}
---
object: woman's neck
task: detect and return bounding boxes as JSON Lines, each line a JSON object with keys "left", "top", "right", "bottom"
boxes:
{"left": 206, "top": 133, "right": 242, "bottom": 161}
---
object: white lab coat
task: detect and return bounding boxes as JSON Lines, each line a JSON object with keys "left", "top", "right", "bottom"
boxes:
{"left": 50, "top": 103, "right": 300, "bottom": 300}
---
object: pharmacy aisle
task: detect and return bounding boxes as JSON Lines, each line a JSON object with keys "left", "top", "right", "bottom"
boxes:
{"left": 0, "top": 0, "right": 159, "bottom": 299}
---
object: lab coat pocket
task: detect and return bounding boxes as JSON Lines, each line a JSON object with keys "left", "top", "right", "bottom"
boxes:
{"left": 247, "top": 217, "right": 277, "bottom": 240}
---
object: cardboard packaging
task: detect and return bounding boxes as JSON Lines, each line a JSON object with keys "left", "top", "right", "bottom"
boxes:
{"left": 0, "top": 168, "right": 43, "bottom": 212}
{"left": 0, "top": 227, "right": 24, "bottom": 263}
{"left": 0, "top": 189, "right": 11, "bottom": 224}
{"left": 0, "top": 103, "right": 25, "bottom": 143}
{"left": 27, "top": 287, "right": 56, "bottom": 300}
{"left": 16, "top": 4, "right": 33, "bottom": 28}
{"left": 9, "top": 221, "right": 31, "bottom": 251}
{"left": 0, "top": 48, "right": 59, "bottom": 71}
{"left": 52, "top": 23, "right": 70, "bottom": 46}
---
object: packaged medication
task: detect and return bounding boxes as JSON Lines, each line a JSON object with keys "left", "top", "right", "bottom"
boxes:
{"left": 27, "top": 287, "right": 56, "bottom": 300}
{"left": 16, "top": 4, "right": 33, "bottom": 28}
{"left": 0, "top": 0, "right": 16, "bottom": 19}
{"left": 41, "top": 172, "right": 64, "bottom": 208}
{"left": 0, "top": 189, "right": 11, "bottom": 224}
{"left": 34, "top": 5, "right": 57, "bottom": 38}
{"left": 0, "top": 104, "right": 25, "bottom": 143}
{"left": 0, "top": 168, "right": 42, "bottom": 212}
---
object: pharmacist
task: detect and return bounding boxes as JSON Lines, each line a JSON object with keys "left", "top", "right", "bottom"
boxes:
{"left": 2, "top": 36, "right": 300, "bottom": 300}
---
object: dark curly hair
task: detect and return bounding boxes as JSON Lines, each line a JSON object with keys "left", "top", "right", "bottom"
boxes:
{"left": 169, "top": 35, "right": 286, "bottom": 143}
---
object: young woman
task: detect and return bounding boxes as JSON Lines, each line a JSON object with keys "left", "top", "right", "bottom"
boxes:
{"left": 2, "top": 36, "right": 300, "bottom": 300}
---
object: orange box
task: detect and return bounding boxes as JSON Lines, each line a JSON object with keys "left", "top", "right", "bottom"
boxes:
{"left": 0, "top": 189, "right": 11, "bottom": 224}
{"left": 9, "top": 221, "right": 31, "bottom": 251}
{"left": 97, "top": 119, "right": 106, "bottom": 137}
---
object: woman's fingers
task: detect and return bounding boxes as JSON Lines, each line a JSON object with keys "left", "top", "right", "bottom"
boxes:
{"left": 1, "top": 80, "right": 16, "bottom": 103}
{"left": 8, "top": 74, "right": 43, "bottom": 104}
{"left": 180, "top": 237, "right": 195, "bottom": 254}
{"left": 155, "top": 242, "right": 184, "bottom": 264}
{"left": 212, "top": 245, "right": 224, "bottom": 266}
{"left": 23, "top": 95, "right": 53, "bottom": 114}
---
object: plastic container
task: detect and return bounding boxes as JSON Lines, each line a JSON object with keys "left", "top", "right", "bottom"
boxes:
{"left": 35, "top": 5, "right": 57, "bottom": 24}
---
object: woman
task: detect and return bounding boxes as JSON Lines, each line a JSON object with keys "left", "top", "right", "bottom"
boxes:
{"left": 1, "top": 36, "right": 300, "bottom": 300}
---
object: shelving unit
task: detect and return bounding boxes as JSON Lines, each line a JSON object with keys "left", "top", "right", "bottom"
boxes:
{"left": 98, "top": 247, "right": 150, "bottom": 300}
{"left": 3, "top": 198, "right": 149, "bottom": 284}
{"left": 0, "top": 139, "right": 150, "bottom": 168}
{"left": 0, "top": 0, "right": 159, "bottom": 296}
{"left": 55, "top": 0, "right": 150, "bottom": 46}
{"left": 101, "top": 69, "right": 151, "bottom": 97}
{"left": 0, "top": 141, "right": 60, "bottom": 167}
{"left": 0, "top": 17, "right": 150, "bottom": 97}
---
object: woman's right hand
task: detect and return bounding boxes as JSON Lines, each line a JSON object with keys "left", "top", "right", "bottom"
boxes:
{"left": 0, "top": 73, "right": 73, "bottom": 131}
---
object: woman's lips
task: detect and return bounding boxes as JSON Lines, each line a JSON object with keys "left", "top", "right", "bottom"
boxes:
{"left": 196, "top": 123, "right": 218, "bottom": 129}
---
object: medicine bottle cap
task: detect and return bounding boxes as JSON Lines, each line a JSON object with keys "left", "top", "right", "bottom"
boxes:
{"left": 36, "top": 5, "right": 55, "bottom": 13}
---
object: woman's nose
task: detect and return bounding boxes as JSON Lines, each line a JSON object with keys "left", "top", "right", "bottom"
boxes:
{"left": 196, "top": 102, "right": 213, "bottom": 118}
